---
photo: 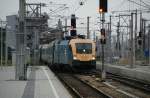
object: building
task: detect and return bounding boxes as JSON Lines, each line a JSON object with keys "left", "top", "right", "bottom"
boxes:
{"left": 6, "top": 15, "right": 18, "bottom": 50}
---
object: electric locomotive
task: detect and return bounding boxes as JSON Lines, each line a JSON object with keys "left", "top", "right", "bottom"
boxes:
{"left": 69, "top": 38, "right": 96, "bottom": 68}
{"left": 41, "top": 37, "right": 96, "bottom": 69}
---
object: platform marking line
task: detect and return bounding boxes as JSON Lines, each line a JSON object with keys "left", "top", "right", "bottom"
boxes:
{"left": 42, "top": 67, "right": 60, "bottom": 98}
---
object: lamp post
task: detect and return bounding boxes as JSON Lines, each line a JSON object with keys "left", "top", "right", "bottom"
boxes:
{"left": 0, "top": 19, "right": 3, "bottom": 69}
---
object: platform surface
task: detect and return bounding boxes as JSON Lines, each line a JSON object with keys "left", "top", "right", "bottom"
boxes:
{"left": 96, "top": 61, "right": 150, "bottom": 83}
{"left": 0, "top": 66, "right": 72, "bottom": 98}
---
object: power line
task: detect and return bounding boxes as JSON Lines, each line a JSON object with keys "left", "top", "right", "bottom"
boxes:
{"left": 127, "top": 0, "right": 150, "bottom": 8}
{"left": 141, "top": 0, "right": 150, "bottom": 7}
{"left": 110, "top": 0, "right": 126, "bottom": 12}
{"left": 73, "top": 0, "right": 88, "bottom": 13}
{"left": 112, "top": 9, "right": 150, "bottom": 13}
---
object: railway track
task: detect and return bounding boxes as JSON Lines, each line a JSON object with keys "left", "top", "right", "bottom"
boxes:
{"left": 50, "top": 66, "right": 150, "bottom": 98}
{"left": 89, "top": 70, "right": 150, "bottom": 93}
{"left": 57, "top": 73, "right": 112, "bottom": 98}
{"left": 107, "top": 73, "right": 150, "bottom": 93}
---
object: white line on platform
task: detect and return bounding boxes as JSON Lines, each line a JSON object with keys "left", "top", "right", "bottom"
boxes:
{"left": 42, "top": 66, "right": 60, "bottom": 98}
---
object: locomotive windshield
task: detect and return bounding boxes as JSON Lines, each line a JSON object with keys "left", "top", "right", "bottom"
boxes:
{"left": 75, "top": 43, "right": 92, "bottom": 54}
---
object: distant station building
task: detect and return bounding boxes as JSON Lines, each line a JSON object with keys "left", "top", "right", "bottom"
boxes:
{"left": 6, "top": 15, "right": 18, "bottom": 65}
{"left": 6, "top": 15, "right": 18, "bottom": 50}
{"left": 6, "top": 13, "right": 49, "bottom": 65}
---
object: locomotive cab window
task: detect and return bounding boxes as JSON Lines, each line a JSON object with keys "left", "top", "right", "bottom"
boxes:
{"left": 75, "top": 43, "right": 92, "bottom": 54}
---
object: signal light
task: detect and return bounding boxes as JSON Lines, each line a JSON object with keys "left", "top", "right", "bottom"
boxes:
{"left": 99, "top": 9, "right": 103, "bottom": 13}
{"left": 138, "top": 31, "right": 142, "bottom": 46}
{"left": 138, "top": 39, "right": 142, "bottom": 45}
{"left": 70, "top": 30, "right": 77, "bottom": 36}
{"left": 139, "top": 31, "right": 142, "bottom": 37}
{"left": 99, "top": 0, "right": 108, "bottom": 13}
{"left": 101, "top": 28, "right": 105, "bottom": 37}
{"left": 71, "top": 14, "right": 76, "bottom": 28}
{"left": 100, "top": 39, "right": 106, "bottom": 44}
{"left": 100, "top": 28, "right": 106, "bottom": 44}
{"left": 70, "top": 14, "right": 77, "bottom": 36}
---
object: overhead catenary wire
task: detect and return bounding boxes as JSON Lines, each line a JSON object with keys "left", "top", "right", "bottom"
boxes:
{"left": 140, "top": 0, "right": 150, "bottom": 7}
{"left": 110, "top": 0, "right": 126, "bottom": 13}
{"left": 127, "top": 0, "right": 150, "bottom": 8}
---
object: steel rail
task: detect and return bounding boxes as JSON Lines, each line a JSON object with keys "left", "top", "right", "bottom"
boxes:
{"left": 57, "top": 73, "right": 112, "bottom": 98}
{"left": 107, "top": 73, "right": 150, "bottom": 92}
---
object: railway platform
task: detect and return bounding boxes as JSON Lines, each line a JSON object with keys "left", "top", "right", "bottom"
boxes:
{"left": 96, "top": 61, "right": 150, "bottom": 83}
{"left": 0, "top": 66, "right": 72, "bottom": 98}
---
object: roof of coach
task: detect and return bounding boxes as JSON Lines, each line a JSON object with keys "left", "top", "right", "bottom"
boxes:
{"left": 69, "top": 38, "right": 94, "bottom": 44}
{"left": 59, "top": 40, "right": 69, "bottom": 46}
{"left": 53, "top": 40, "right": 60, "bottom": 45}
{"left": 50, "top": 39, "right": 69, "bottom": 46}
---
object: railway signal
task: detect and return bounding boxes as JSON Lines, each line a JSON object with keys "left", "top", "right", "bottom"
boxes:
{"left": 71, "top": 14, "right": 76, "bottom": 28}
{"left": 138, "top": 39, "right": 142, "bottom": 45}
{"left": 100, "top": 28, "right": 106, "bottom": 44}
{"left": 99, "top": 0, "right": 108, "bottom": 82}
{"left": 70, "top": 14, "right": 77, "bottom": 36}
{"left": 139, "top": 31, "right": 142, "bottom": 37}
{"left": 138, "top": 31, "right": 142, "bottom": 45}
{"left": 99, "top": 0, "right": 108, "bottom": 13}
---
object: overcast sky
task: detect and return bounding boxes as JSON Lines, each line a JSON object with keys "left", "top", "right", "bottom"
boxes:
{"left": 1, "top": 0, "right": 150, "bottom": 20}
{"left": 0, "top": 0, "right": 150, "bottom": 36}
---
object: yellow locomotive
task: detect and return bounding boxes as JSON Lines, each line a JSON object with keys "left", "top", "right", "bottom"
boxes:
{"left": 69, "top": 38, "right": 96, "bottom": 69}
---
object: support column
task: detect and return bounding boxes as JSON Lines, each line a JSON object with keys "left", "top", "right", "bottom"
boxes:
{"left": 109, "top": 16, "right": 112, "bottom": 63}
{"left": 135, "top": 10, "right": 137, "bottom": 62}
{"left": 16, "top": 0, "right": 26, "bottom": 80}
{"left": 65, "top": 18, "right": 67, "bottom": 35}
{"left": 117, "top": 22, "right": 120, "bottom": 58}
{"left": 130, "top": 13, "right": 135, "bottom": 68}
{"left": 87, "top": 16, "right": 90, "bottom": 39}
{"left": 148, "top": 24, "right": 150, "bottom": 65}
{"left": 101, "top": 13, "right": 106, "bottom": 81}
{"left": 5, "top": 25, "right": 8, "bottom": 66}
{"left": 0, "top": 21, "right": 3, "bottom": 69}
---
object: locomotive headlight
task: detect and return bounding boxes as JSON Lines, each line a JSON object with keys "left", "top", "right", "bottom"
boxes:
{"left": 92, "top": 57, "right": 95, "bottom": 60}
{"left": 73, "top": 56, "right": 77, "bottom": 60}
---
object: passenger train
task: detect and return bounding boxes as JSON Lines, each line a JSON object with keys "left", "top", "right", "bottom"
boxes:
{"left": 40, "top": 37, "right": 96, "bottom": 70}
